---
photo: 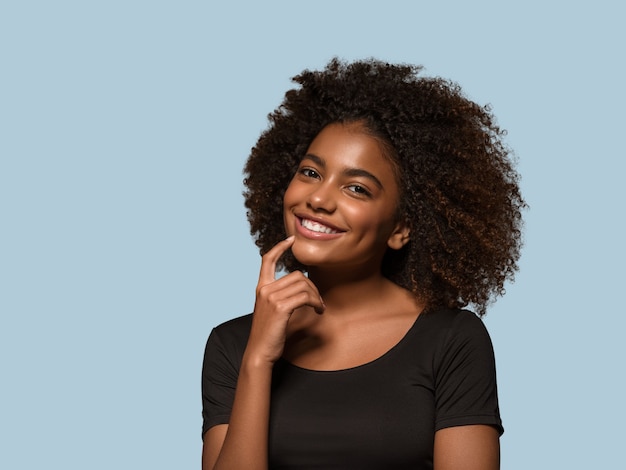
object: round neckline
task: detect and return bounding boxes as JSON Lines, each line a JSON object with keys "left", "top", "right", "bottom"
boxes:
{"left": 278, "top": 312, "right": 425, "bottom": 374}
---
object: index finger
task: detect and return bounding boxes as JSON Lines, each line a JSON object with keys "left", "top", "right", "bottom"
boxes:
{"left": 258, "top": 236, "right": 295, "bottom": 285}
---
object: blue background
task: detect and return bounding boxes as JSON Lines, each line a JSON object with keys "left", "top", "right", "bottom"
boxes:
{"left": 1, "top": 1, "right": 624, "bottom": 468}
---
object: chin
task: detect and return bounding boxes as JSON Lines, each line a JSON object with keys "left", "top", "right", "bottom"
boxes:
{"left": 290, "top": 243, "right": 327, "bottom": 268}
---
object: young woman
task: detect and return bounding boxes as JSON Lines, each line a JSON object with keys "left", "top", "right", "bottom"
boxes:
{"left": 201, "top": 59, "right": 525, "bottom": 469}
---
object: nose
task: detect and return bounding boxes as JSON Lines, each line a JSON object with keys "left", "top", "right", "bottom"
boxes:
{"left": 307, "top": 181, "right": 337, "bottom": 213}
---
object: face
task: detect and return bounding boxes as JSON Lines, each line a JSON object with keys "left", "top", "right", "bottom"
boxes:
{"left": 283, "top": 122, "right": 409, "bottom": 273}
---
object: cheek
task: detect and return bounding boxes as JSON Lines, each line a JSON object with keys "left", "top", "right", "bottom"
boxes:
{"left": 349, "top": 205, "right": 398, "bottom": 240}
{"left": 282, "top": 181, "right": 298, "bottom": 232}
{"left": 345, "top": 204, "right": 386, "bottom": 228}
{"left": 282, "top": 179, "right": 298, "bottom": 208}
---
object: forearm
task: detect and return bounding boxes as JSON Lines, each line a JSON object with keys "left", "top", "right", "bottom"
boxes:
{"left": 208, "top": 237, "right": 323, "bottom": 469}
{"left": 212, "top": 355, "right": 273, "bottom": 470}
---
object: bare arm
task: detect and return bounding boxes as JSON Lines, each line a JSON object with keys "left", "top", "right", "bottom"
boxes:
{"left": 203, "top": 359, "right": 274, "bottom": 470}
{"left": 202, "top": 425, "right": 227, "bottom": 470}
{"left": 202, "top": 237, "right": 324, "bottom": 470}
{"left": 434, "top": 425, "right": 500, "bottom": 470}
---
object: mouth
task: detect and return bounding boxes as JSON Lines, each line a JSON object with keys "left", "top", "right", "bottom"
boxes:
{"left": 300, "top": 218, "right": 339, "bottom": 234}
{"left": 296, "top": 216, "right": 345, "bottom": 236}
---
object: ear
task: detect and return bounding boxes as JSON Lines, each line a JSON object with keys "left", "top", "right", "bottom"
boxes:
{"left": 387, "top": 222, "right": 410, "bottom": 250}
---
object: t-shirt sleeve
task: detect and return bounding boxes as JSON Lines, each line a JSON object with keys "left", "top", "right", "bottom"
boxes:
{"left": 433, "top": 310, "right": 504, "bottom": 435}
{"left": 201, "top": 316, "right": 250, "bottom": 438}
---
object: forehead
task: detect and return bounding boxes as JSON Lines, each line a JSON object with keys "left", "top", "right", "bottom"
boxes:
{"left": 305, "top": 123, "right": 397, "bottom": 181}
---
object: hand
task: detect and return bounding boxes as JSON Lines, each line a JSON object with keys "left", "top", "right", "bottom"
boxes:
{"left": 244, "top": 236, "right": 325, "bottom": 366}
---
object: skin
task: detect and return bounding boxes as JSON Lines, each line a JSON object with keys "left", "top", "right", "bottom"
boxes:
{"left": 202, "top": 123, "right": 500, "bottom": 469}
{"left": 283, "top": 123, "right": 408, "bottom": 278}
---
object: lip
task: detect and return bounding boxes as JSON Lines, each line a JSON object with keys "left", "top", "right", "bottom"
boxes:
{"left": 293, "top": 213, "right": 346, "bottom": 240}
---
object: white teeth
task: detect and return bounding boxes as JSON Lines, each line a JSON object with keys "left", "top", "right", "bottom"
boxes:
{"left": 301, "top": 218, "right": 339, "bottom": 234}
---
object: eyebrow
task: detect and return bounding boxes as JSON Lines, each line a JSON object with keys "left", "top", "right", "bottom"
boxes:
{"left": 302, "top": 153, "right": 384, "bottom": 189}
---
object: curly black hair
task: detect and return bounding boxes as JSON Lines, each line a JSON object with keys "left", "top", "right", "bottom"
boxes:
{"left": 243, "top": 58, "right": 525, "bottom": 316}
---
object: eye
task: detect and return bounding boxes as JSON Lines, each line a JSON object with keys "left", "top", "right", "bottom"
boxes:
{"left": 347, "top": 184, "right": 372, "bottom": 197}
{"left": 299, "top": 167, "right": 320, "bottom": 179}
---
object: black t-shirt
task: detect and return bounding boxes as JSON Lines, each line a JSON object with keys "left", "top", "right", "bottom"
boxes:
{"left": 202, "top": 308, "right": 503, "bottom": 469}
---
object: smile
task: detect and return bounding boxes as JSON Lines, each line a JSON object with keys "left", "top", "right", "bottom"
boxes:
{"left": 300, "top": 218, "right": 340, "bottom": 234}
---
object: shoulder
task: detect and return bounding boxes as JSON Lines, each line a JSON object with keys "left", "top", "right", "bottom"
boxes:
{"left": 422, "top": 309, "right": 502, "bottom": 435}
{"left": 211, "top": 313, "right": 253, "bottom": 341}
{"left": 413, "top": 308, "right": 495, "bottom": 366}
{"left": 203, "top": 314, "right": 253, "bottom": 369}
{"left": 417, "top": 307, "right": 491, "bottom": 342}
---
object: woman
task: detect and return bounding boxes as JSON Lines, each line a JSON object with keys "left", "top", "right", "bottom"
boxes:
{"left": 201, "top": 59, "right": 525, "bottom": 469}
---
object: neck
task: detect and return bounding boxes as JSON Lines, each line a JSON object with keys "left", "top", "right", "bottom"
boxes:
{"left": 307, "top": 267, "right": 392, "bottom": 312}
